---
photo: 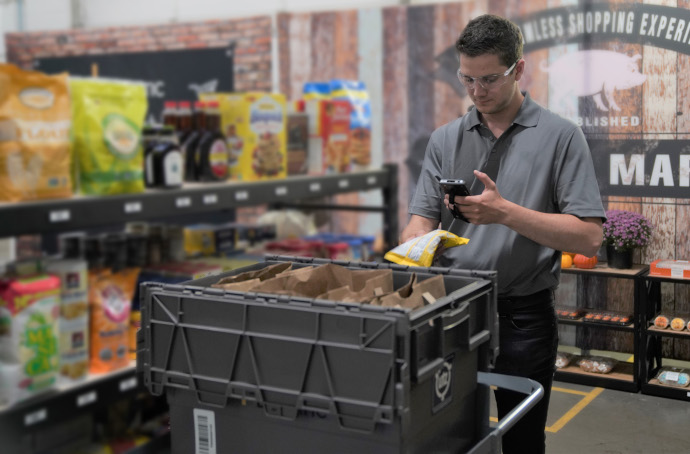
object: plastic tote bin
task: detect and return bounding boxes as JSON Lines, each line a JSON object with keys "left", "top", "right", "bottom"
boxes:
{"left": 137, "top": 256, "right": 500, "bottom": 453}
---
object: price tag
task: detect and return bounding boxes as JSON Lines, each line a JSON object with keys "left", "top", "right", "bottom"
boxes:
{"left": 338, "top": 179, "right": 350, "bottom": 189}
{"left": 24, "top": 408, "right": 47, "bottom": 426}
{"left": 77, "top": 390, "right": 97, "bottom": 407}
{"left": 235, "top": 190, "right": 249, "bottom": 201}
{"left": 367, "top": 176, "right": 377, "bottom": 185}
{"left": 275, "top": 186, "right": 288, "bottom": 196}
{"left": 176, "top": 197, "right": 192, "bottom": 208}
{"left": 309, "top": 182, "right": 321, "bottom": 192}
{"left": 49, "top": 210, "right": 71, "bottom": 223}
{"left": 119, "top": 376, "right": 138, "bottom": 392}
{"left": 124, "top": 201, "right": 142, "bottom": 214}
{"left": 203, "top": 193, "right": 218, "bottom": 205}
{"left": 666, "top": 371, "right": 680, "bottom": 382}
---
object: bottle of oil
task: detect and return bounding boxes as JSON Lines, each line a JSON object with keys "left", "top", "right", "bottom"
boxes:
{"left": 182, "top": 101, "right": 206, "bottom": 181}
{"left": 161, "top": 101, "right": 178, "bottom": 130}
{"left": 195, "top": 101, "right": 229, "bottom": 181}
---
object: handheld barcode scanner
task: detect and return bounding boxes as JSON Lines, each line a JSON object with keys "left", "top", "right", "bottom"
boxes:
{"left": 437, "top": 176, "right": 470, "bottom": 224}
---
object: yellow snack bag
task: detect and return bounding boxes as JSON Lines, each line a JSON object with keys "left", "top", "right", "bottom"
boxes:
{"left": 384, "top": 230, "right": 469, "bottom": 267}
{"left": 70, "top": 78, "right": 147, "bottom": 195}
{"left": 0, "top": 64, "right": 72, "bottom": 202}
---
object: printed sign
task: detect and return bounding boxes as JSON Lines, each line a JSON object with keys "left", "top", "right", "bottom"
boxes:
{"left": 588, "top": 139, "right": 690, "bottom": 198}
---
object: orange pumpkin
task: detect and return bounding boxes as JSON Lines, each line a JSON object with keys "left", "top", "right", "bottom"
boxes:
{"left": 573, "top": 254, "right": 598, "bottom": 269}
{"left": 561, "top": 254, "right": 573, "bottom": 268}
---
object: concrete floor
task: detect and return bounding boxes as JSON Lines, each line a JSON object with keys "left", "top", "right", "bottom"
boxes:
{"left": 489, "top": 380, "right": 690, "bottom": 454}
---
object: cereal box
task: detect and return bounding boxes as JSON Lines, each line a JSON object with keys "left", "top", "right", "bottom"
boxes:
{"left": 304, "top": 99, "right": 351, "bottom": 174}
{"left": 201, "top": 92, "right": 287, "bottom": 181}
{"left": 0, "top": 274, "right": 60, "bottom": 406}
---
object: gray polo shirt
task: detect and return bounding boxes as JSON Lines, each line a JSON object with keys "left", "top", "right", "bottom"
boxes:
{"left": 409, "top": 93, "right": 605, "bottom": 296}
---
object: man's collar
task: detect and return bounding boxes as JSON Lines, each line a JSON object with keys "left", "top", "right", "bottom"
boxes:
{"left": 465, "top": 91, "right": 540, "bottom": 131}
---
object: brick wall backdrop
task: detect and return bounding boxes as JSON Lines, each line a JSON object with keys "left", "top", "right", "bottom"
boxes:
{"left": 4, "top": 15, "right": 272, "bottom": 92}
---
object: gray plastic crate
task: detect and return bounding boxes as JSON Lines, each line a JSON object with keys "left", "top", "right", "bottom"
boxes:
{"left": 137, "top": 256, "right": 499, "bottom": 453}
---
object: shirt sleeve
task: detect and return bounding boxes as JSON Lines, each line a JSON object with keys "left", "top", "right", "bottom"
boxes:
{"left": 553, "top": 126, "right": 606, "bottom": 220}
{"left": 408, "top": 131, "right": 444, "bottom": 221}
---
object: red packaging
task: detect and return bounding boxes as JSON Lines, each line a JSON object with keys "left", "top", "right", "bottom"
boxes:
{"left": 650, "top": 259, "right": 690, "bottom": 279}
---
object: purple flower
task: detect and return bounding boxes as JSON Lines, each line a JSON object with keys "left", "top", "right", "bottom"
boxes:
{"left": 602, "top": 209, "right": 653, "bottom": 252}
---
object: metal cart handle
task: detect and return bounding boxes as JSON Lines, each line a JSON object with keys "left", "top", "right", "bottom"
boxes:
{"left": 467, "top": 372, "right": 544, "bottom": 454}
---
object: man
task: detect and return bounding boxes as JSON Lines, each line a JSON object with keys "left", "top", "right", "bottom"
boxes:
{"left": 401, "top": 14, "right": 605, "bottom": 454}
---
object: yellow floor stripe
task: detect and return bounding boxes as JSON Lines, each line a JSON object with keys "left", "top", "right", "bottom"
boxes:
{"left": 551, "top": 386, "right": 589, "bottom": 396}
{"left": 546, "top": 387, "right": 605, "bottom": 433}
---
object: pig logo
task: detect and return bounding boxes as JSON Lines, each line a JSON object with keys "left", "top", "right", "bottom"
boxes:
{"left": 541, "top": 50, "right": 646, "bottom": 112}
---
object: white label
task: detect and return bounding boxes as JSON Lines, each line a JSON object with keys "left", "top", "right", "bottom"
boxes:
{"left": 194, "top": 409, "right": 217, "bottom": 454}
{"left": 24, "top": 408, "right": 47, "bottom": 426}
{"left": 176, "top": 197, "right": 192, "bottom": 208}
{"left": 666, "top": 372, "right": 680, "bottom": 382}
{"left": 77, "top": 390, "right": 97, "bottom": 407}
{"left": 338, "top": 179, "right": 349, "bottom": 189}
{"left": 203, "top": 193, "right": 218, "bottom": 205}
{"left": 671, "top": 266, "right": 683, "bottom": 278}
{"left": 49, "top": 210, "right": 70, "bottom": 223}
{"left": 124, "top": 202, "right": 142, "bottom": 214}
{"left": 367, "top": 176, "right": 377, "bottom": 185}
{"left": 275, "top": 186, "right": 288, "bottom": 196}
{"left": 119, "top": 376, "right": 138, "bottom": 392}
{"left": 687, "top": 391, "right": 690, "bottom": 398}
{"left": 235, "top": 190, "right": 249, "bottom": 201}
{"left": 309, "top": 182, "right": 321, "bottom": 192}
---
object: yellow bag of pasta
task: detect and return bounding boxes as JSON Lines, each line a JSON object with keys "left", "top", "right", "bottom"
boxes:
{"left": 70, "top": 78, "right": 147, "bottom": 195}
{"left": 0, "top": 64, "right": 72, "bottom": 202}
{"left": 385, "top": 230, "right": 469, "bottom": 267}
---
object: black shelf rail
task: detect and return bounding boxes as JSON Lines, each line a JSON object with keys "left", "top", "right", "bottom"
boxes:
{"left": 640, "top": 271, "right": 690, "bottom": 401}
{"left": 0, "top": 165, "right": 398, "bottom": 248}
{"left": 0, "top": 366, "right": 141, "bottom": 439}
{"left": 557, "top": 318, "right": 635, "bottom": 333}
{"left": 558, "top": 264, "right": 648, "bottom": 392}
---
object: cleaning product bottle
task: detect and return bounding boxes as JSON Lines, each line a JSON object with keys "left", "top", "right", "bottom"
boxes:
{"left": 195, "top": 100, "right": 229, "bottom": 181}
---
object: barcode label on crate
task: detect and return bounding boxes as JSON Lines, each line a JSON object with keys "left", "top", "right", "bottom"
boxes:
{"left": 194, "top": 409, "right": 217, "bottom": 454}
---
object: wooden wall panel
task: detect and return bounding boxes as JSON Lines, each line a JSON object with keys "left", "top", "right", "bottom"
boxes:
{"left": 310, "top": 12, "right": 337, "bottom": 81}
{"left": 383, "top": 6, "right": 411, "bottom": 232}
{"left": 517, "top": 0, "right": 548, "bottom": 106}
{"left": 674, "top": 204, "right": 690, "bottom": 359}
{"left": 286, "top": 13, "right": 312, "bottom": 101}
{"left": 433, "top": 3, "right": 465, "bottom": 128}
{"left": 277, "top": 13, "right": 291, "bottom": 98}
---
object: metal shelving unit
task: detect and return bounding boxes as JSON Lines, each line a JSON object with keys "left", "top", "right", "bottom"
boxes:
{"left": 640, "top": 273, "right": 690, "bottom": 401}
{"left": 555, "top": 265, "right": 648, "bottom": 393}
{"left": 0, "top": 164, "right": 400, "bottom": 452}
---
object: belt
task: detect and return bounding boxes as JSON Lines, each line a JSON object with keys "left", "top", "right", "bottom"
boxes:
{"left": 497, "top": 288, "right": 553, "bottom": 315}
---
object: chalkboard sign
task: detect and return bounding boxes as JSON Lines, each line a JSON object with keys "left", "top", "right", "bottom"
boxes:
{"left": 35, "top": 45, "right": 235, "bottom": 123}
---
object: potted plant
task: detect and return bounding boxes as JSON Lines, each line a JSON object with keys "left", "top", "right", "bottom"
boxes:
{"left": 602, "top": 209, "right": 653, "bottom": 269}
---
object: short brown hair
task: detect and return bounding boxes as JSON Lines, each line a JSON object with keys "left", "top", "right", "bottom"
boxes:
{"left": 455, "top": 14, "right": 523, "bottom": 67}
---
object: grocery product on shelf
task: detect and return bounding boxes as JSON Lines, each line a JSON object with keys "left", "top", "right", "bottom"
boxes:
{"left": 201, "top": 92, "right": 287, "bottom": 180}
{"left": 578, "top": 356, "right": 617, "bottom": 374}
{"left": 45, "top": 257, "right": 89, "bottom": 383}
{"left": 555, "top": 352, "right": 574, "bottom": 369}
{"left": 555, "top": 306, "right": 586, "bottom": 320}
{"left": 330, "top": 79, "right": 372, "bottom": 169}
{"left": 70, "top": 78, "right": 147, "bottom": 195}
{"left": 670, "top": 317, "right": 686, "bottom": 331}
{"left": 655, "top": 367, "right": 690, "bottom": 387}
{"left": 182, "top": 101, "right": 205, "bottom": 181}
{"left": 582, "top": 310, "right": 633, "bottom": 326}
{"left": 195, "top": 100, "right": 229, "bottom": 181}
{"left": 0, "top": 271, "right": 61, "bottom": 406}
{"left": 149, "top": 127, "right": 184, "bottom": 188}
{"left": 0, "top": 64, "right": 72, "bottom": 202}
{"left": 87, "top": 234, "right": 139, "bottom": 375}
{"left": 654, "top": 314, "right": 670, "bottom": 329}
{"left": 286, "top": 110, "right": 308, "bottom": 175}
{"left": 649, "top": 259, "right": 690, "bottom": 279}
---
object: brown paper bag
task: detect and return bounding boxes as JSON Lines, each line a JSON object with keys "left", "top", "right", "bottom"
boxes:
{"left": 212, "top": 262, "right": 293, "bottom": 288}
{"left": 376, "top": 274, "right": 446, "bottom": 310}
{"left": 317, "top": 269, "right": 393, "bottom": 303}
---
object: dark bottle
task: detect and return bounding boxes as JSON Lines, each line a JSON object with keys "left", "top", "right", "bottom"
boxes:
{"left": 151, "top": 128, "right": 184, "bottom": 188}
{"left": 183, "top": 101, "right": 206, "bottom": 182}
{"left": 161, "top": 101, "right": 178, "bottom": 130}
{"left": 196, "top": 100, "right": 229, "bottom": 181}
{"left": 177, "top": 101, "right": 192, "bottom": 143}
{"left": 143, "top": 125, "right": 163, "bottom": 188}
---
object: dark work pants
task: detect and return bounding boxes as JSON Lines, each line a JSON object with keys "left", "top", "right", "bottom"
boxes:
{"left": 493, "top": 289, "right": 558, "bottom": 454}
